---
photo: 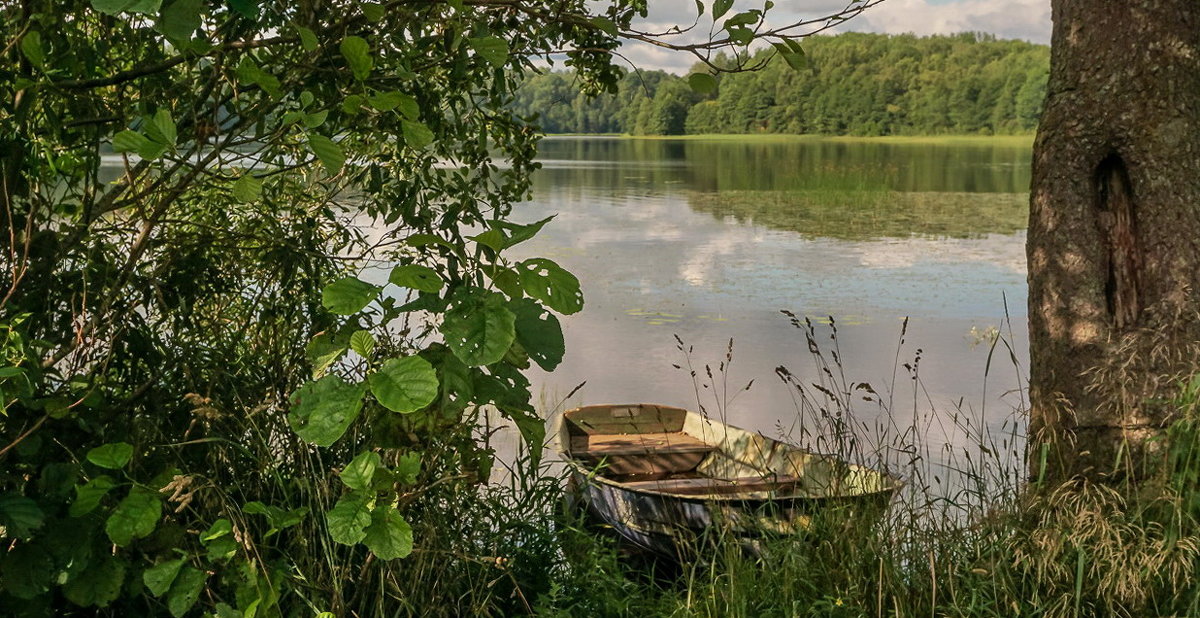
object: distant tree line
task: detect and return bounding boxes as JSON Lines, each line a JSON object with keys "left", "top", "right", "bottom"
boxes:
{"left": 512, "top": 32, "right": 1049, "bottom": 136}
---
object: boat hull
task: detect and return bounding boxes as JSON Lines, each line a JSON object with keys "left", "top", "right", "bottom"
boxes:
{"left": 558, "top": 403, "right": 902, "bottom": 559}
{"left": 566, "top": 462, "right": 894, "bottom": 558}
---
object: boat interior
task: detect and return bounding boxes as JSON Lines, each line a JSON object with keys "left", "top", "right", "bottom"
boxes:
{"left": 561, "top": 403, "right": 896, "bottom": 499}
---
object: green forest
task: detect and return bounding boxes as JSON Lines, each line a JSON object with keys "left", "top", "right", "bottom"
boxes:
{"left": 511, "top": 32, "right": 1049, "bottom": 136}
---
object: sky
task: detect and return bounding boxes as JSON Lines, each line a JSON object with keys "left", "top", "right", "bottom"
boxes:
{"left": 614, "top": 0, "right": 1052, "bottom": 74}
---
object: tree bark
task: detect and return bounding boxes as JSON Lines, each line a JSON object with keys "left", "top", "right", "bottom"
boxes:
{"left": 1028, "top": 0, "right": 1200, "bottom": 482}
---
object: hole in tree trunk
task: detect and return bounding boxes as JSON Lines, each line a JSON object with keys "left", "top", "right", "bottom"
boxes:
{"left": 1095, "top": 154, "right": 1140, "bottom": 329}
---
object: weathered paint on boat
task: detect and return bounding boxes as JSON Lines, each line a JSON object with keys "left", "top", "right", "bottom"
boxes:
{"left": 558, "top": 403, "right": 903, "bottom": 558}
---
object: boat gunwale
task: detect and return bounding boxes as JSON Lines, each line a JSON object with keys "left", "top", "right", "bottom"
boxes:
{"left": 558, "top": 447, "right": 904, "bottom": 504}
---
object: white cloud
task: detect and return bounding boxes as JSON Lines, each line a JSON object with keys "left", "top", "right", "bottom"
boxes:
{"left": 612, "top": 0, "right": 1051, "bottom": 74}
{"left": 848, "top": 0, "right": 1051, "bottom": 43}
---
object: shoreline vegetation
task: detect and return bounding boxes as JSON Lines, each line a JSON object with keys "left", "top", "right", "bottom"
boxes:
{"left": 544, "top": 133, "right": 1036, "bottom": 145}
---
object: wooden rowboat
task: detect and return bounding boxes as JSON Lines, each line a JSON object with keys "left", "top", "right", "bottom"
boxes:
{"left": 558, "top": 403, "right": 903, "bottom": 558}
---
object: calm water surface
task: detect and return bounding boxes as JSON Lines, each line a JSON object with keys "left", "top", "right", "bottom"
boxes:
{"left": 515, "top": 137, "right": 1032, "bottom": 457}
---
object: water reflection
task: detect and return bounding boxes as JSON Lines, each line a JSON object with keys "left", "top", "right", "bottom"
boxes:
{"left": 518, "top": 137, "right": 1031, "bottom": 461}
{"left": 535, "top": 136, "right": 1033, "bottom": 194}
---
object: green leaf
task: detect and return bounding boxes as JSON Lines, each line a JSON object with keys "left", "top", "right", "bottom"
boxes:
{"left": 362, "top": 508, "right": 413, "bottom": 560}
{"left": 361, "top": 1, "right": 384, "bottom": 21}
{"left": 19, "top": 31, "right": 44, "bottom": 67}
{"left": 395, "top": 452, "right": 421, "bottom": 485}
{"left": 232, "top": 173, "right": 262, "bottom": 202}
{"left": 503, "top": 407, "right": 546, "bottom": 468}
{"left": 489, "top": 267, "right": 523, "bottom": 299}
{"left": 340, "top": 35, "right": 373, "bottom": 81}
{"left": 389, "top": 264, "right": 442, "bottom": 293}
{"left": 62, "top": 554, "right": 125, "bottom": 607}
{"left": 494, "top": 215, "right": 554, "bottom": 248}
{"left": 146, "top": 108, "right": 177, "bottom": 146}
{"left": 105, "top": 487, "right": 161, "bottom": 546}
{"left": 512, "top": 298, "right": 565, "bottom": 371}
{"left": 308, "top": 134, "right": 345, "bottom": 175}
{"left": 688, "top": 72, "right": 717, "bottom": 94}
{"left": 725, "top": 10, "right": 760, "bottom": 27}
{"left": 468, "top": 35, "right": 509, "bottom": 68}
{"left": 340, "top": 451, "right": 381, "bottom": 491}
{"left": 349, "top": 330, "right": 375, "bottom": 358}
{"left": 228, "top": 0, "right": 257, "bottom": 18}
{"left": 1, "top": 543, "right": 53, "bottom": 599}
{"left": 441, "top": 289, "right": 516, "bottom": 366}
{"left": 294, "top": 24, "right": 318, "bottom": 51}
{"left": 157, "top": 0, "right": 205, "bottom": 42}
{"left": 430, "top": 346, "right": 473, "bottom": 414}
{"left": 109, "top": 126, "right": 165, "bottom": 160}
{"left": 243, "top": 502, "right": 307, "bottom": 537}
{"left": 326, "top": 492, "right": 372, "bottom": 545}
{"left": 368, "top": 92, "right": 419, "bottom": 120}
{"left": 166, "top": 567, "right": 206, "bottom": 617}
{"left": 713, "top": 0, "right": 734, "bottom": 19}
{"left": 517, "top": 258, "right": 584, "bottom": 315}
{"left": 307, "top": 333, "right": 347, "bottom": 379}
{"left": 235, "top": 56, "right": 281, "bottom": 97}
{"left": 401, "top": 120, "right": 435, "bottom": 149}
{"left": 288, "top": 375, "right": 367, "bottom": 447}
{"left": 112, "top": 130, "right": 151, "bottom": 155}
{"left": 0, "top": 494, "right": 43, "bottom": 538}
{"left": 367, "top": 91, "right": 406, "bottom": 112}
{"left": 87, "top": 442, "right": 133, "bottom": 469}
{"left": 302, "top": 110, "right": 328, "bottom": 129}
{"left": 70, "top": 475, "right": 117, "bottom": 517}
{"left": 200, "top": 518, "right": 232, "bottom": 542}
{"left": 143, "top": 558, "right": 185, "bottom": 597}
{"left": 727, "top": 25, "right": 753, "bottom": 45}
{"left": 405, "top": 233, "right": 458, "bottom": 252}
{"left": 772, "top": 41, "right": 808, "bottom": 71}
{"left": 342, "top": 94, "right": 365, "bottom": 114}
{"left": 368, "top": 356, "right": 439, "bottom": 414}
{"left": 137, "top": 141, "right": 168, "bottom": 161}
{"left": 91, "top": 0, "right": 161, "bottom": 15}
{"left": 321, "top": 277, "right": 380, "bottom": 314}
{"left": 588, "top": 16, "right": 618, "bottom": 36}
{"left": 284, "top": 111, "right": 307, "bottom": 127}
{"left": 204, "top": 535, "right": 238, "bottom": 563}
{"left": 471, "top": 228, "right": 506, "bottom": 252}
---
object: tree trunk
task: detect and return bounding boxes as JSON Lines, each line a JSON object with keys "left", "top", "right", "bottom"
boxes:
{"left": 1028, "top": 0, "right": 1200, "bottom": 482}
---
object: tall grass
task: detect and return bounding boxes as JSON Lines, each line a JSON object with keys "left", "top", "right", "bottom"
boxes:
{"left": 533, "top": 314, "right": 1200, "bottom": 617}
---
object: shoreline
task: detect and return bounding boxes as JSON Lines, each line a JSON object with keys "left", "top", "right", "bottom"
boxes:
{"left": 541, "top": 133, "right": 1036, "bottom": 145}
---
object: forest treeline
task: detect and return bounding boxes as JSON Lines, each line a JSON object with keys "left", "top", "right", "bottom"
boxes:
{"left": 512, "top": 32, "right": 1049, "bottom": 136}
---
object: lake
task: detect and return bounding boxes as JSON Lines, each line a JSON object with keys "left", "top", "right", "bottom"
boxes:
{"left": 513, "top": 136, "right": 1032, "bottom": 470}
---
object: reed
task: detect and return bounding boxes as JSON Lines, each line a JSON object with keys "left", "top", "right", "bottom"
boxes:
{"left": 533, "top": 312, "right": 1200, "bottom": 617}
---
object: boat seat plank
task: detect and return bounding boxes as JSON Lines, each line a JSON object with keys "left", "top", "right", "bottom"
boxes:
{"left": 571, "top": 432, "right": 716, "bottom": 458}
{"left": 621, "top": 475, "right": 804, "bottom": 496}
